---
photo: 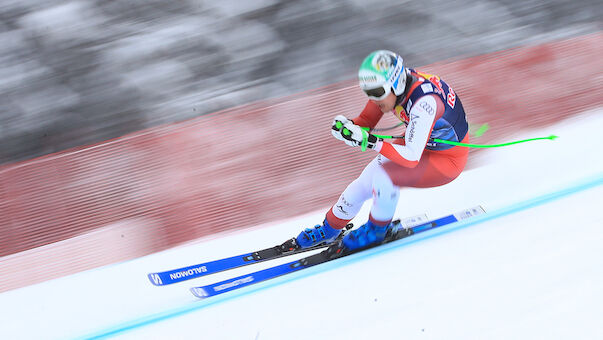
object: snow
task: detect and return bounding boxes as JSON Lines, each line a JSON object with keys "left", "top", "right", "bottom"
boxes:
{"left": 0, "top": 108, "right": 602, "bottom": 340}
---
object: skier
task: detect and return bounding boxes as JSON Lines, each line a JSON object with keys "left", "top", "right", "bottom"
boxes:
{"left": 296, "top": 50, "right": 470, "bottom": 251}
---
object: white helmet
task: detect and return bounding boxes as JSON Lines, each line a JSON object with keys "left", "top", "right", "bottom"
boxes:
{"left": 358, "top": 50, "right": 407, "bottom": 100}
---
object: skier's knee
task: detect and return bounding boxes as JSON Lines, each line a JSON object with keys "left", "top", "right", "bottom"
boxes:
{"left": 372, "top": 169, "right": 399, "bottom": 204}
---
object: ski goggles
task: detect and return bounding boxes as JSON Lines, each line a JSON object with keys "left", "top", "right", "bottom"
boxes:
{"left": 363, "top": 85, "right": 391, "bottom": 101}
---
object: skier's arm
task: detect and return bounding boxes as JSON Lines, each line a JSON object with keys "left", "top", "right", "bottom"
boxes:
{"left": 350, "top": 100, "right": 384, "bottom": 128}
{"left": 376, "top": 95, "right": 444, "bottom": 168}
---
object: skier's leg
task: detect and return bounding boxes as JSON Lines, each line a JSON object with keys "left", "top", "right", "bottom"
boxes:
{"left": 342, "top": 142, "right": 468, "bottom": 250}
{"left": 296, "top": 157, "right": 380, "bottom": 248}
{"left": 342, "top": 165, "right": 400, "bottom": 250}
{"left": 369, "top": 165, "right": 400, "bottom": 225}
{"left": 325, "top": 156, "right": 383, "bottom": 227}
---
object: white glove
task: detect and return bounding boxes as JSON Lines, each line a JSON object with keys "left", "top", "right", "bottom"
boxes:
{"left": 331, "top": 115, "right": 351, "bottom": 141}
{"left": 337, "top": 120, "right": 381, "bottom": 151}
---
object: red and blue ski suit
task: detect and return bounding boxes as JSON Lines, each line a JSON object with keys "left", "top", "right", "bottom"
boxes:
{"left": 326, "top": 69, "right": 470, "bottom": 228}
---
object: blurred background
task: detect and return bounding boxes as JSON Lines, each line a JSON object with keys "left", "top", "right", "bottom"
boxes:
{"left": 1, "top": 0, "right": 600, "bottom": 164}
{"left": 0, "top": 0, "right": 601, "bottom": 292}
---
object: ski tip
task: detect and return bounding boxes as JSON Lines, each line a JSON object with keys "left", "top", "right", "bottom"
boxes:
{"left": 147, "top": 273, "right": 164, "bottom": 286}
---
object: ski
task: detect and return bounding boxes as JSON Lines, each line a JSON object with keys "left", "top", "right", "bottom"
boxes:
{"left": 148, "top": 214, "right": 430, "bottom": 286}
{"left": 190, "top": 206, "right": 485, "bottom": 299}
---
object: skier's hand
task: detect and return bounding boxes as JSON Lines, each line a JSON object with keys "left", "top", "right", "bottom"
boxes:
{"left": 331, "top": 115, "right": 352, "bottom": 141}
{"left": 338, "top": 121, "right": 381, "bottom": 151}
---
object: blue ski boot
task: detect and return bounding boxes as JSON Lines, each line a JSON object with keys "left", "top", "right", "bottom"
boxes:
{"left": 296, "top": 219, "right": 342, "bottom": 248}
{"left": 342, "top": 220, "right": 392, "bottom": 251}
